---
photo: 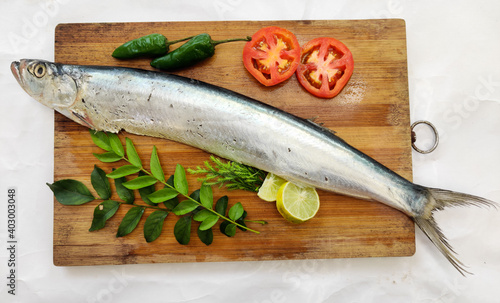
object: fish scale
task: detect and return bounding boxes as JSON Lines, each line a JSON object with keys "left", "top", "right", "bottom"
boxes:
{"left": 11, "top": 59, "right": 496, "bottom": 275}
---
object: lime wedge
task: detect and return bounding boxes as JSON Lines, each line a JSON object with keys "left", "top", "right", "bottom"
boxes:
{"left": 276, "top": 182, "right": 320, "bottom": 223}
{"left": 257, "top": 173, "right": 287, "bottom": 202}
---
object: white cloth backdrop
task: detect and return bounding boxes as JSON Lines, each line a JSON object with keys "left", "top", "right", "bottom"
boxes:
{"left": 1, "top": 0, "right": 499, "bottom": 302}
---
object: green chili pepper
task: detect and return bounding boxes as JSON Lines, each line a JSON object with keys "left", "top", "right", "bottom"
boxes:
{"left": 112, "top": 33, "right": 194, "bottom": 59}
{"left": 150, "top": 33, "right": 251, "bottom": 70}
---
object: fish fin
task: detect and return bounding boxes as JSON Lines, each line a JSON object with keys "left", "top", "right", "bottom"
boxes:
{"left": 72, "top": 111, "right": 95, "bottom": 129}
{"left": 415, "top": 188, "right": 497, "bottom": 276}
{"left": 307, "top": 116, "right": 320, "bottom": 123}
{"left": 306, "top": 117, "right": 336, "bottom": 134}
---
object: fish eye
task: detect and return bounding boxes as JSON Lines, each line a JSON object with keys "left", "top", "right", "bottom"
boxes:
{"left": 33, "top": 63, "right": 46, "bottom": 78}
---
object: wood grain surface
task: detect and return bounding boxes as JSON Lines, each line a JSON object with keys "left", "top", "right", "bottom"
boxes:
{"left": 53, "top": 19, "right": 415, "bottom": 266}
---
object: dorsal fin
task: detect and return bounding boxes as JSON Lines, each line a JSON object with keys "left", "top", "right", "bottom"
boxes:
{"left": 306, "top": 116, "right": 336, "bottom": 134}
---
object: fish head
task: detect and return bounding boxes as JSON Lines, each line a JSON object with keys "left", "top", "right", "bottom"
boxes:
{"left": 11, "top": 59, "right": 78, "bottom": 110}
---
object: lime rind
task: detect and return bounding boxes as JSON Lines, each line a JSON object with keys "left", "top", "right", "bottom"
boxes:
{"left": 276, "top": 182, "right": 320, "bottom": 223}
{"left": 257, "top": 173, "right": 287, "bottom": 202}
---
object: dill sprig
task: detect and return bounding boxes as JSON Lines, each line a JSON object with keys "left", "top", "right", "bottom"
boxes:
{"left": 188, "top": 155, "right": 266, "bottom": 192}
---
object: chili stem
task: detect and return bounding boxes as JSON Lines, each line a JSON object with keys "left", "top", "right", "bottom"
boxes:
{"left": 212, "top": 36, "right": 252, "bottom": 46}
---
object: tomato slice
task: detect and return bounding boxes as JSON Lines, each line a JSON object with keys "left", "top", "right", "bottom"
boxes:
{"left": 243, "top": 26, "right": 301, "bottom": 86}
{"left": 296, "top": 37, "right": 354, "bottom": 98}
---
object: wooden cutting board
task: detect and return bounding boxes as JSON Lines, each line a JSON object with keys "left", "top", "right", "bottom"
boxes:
{"left": 53, "top": 19, "right": 414, "bottom": 266}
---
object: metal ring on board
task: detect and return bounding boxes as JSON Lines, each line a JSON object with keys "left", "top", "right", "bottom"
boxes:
{"left": 411, "top": 120, "right": 439, "bottom": 154}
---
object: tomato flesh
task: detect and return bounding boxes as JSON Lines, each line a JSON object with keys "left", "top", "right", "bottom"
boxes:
{"left": 252, "top": 37, "right": 291, "bottom": 77}
{"left": 296, "top": 37, "right": 354, "bottom": 98}
{"left": 243, "top": 27, "right": 301, "bottom": 86}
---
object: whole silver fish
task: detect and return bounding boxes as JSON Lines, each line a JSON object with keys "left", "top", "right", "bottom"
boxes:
{"left": 11, "top": 59, "right": 495, "bottom": 275}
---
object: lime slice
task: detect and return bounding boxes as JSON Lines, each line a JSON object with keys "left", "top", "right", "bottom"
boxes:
{"left": 257, "top": 173, "right": 287, "bottom": 202}
{"left": 276, "top": 182, "right": 320, "bottom": 223}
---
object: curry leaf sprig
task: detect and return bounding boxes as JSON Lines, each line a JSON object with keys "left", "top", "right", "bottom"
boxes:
{"left": 47, "top": 131, "right": 267, "bottom": 245}
{"left": 188, "top": 155, "right": 266, "bottom": 192}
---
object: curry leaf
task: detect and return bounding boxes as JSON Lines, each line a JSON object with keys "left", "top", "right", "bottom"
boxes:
{"left": 108, "top": 133, "right": 124, "bottom": 157}
{"left": 220, "top": 221, "right": 230, "bottom": 236}
{"left": 174, "top": 164, "right": 188, "bottom": 195}
{"left": 193, "top": 209, "right": 212, "bottom": 222}
{"left": 150, "top": 146, "right": 165, "bottom": 182}
{"left": 116, "top": 206, "right": 145, "bottom": 237}
{"left": 174, "top": 216, "right": 192, "bottom": 245}
{"left": 166, "top": 174, "right": 175, "bottom": 186}
{"left": 172, "top": 200, "right": 199, "bottom": 216}
{"left": 89, "top": 130, "right": 112, "bottom": 151}
{"left": 236, "top": 210, "right": 248, "bottom": 231}
{"left": 163, "top": 175, "right": 180, "bottom": 209}
{"left": 197, "top": 227, "right": 213, "bottom": 246}
{"left": 93, "top": 151, "right": 123, "bottom": 163}
{"left": 215, "top": 196, "right": 229, "bottom": 215}
{"left": 228, "top": 202, "right": 244, "bottom": 221}
{"left": 148, "top": 188, "right": 179, "bottom": 204}
{"left": 114, "top": 175, "right": 135, "bottom": 204}
{"left": 190, "top": 189, "right": 201, "bottom": 202}
{"left": 47, "top": 179, "right": 95, "bottom": 205}
{"left": 199, "top": 213, "right": 219, "bottom": 231}
{"left": 163, "top": 196, "right": 179, "bottom": 210}
{"left": 91, "top": 165, "right": 111, "bottom": 200}
{"left": 106, "top": 165, "right": 141, "bottom": 179}
{"left": 122, "top": 175, "right": 157, "bottom": 190}
{"left": 126, "top": 137, "right": 142, "bottom": 168}
{"left": 144, "top": 210, "right": 169, "bottom": 242}
{"left": 138, "top": 171, "right": 156, "bottom": 205}
{"left": 224, "top": 223, "right": 237, "bottom": 237}
{"left": 89, "top": 200, "right": 120, "bottom": 231}
{"left": 199, "top": 184, "right": 213, "bottom": 209}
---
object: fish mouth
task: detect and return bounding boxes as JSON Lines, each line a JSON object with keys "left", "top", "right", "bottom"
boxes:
{"left": 11, "top": 60, "right": 22, "bottom": 85}
{"left": 11, "top": 59, "right": 32, "bottom": 95}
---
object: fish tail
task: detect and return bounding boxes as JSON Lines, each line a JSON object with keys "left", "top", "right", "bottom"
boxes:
{"left": 414, "top": 188, "right": 497, "bottom": 276}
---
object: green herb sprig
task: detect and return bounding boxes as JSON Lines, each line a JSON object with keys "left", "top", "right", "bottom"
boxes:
{"left": 47, "top": 131, "right": 267, "bottom": 245}
{"left": 188, "top": 155, "right": 266, "bottom": 192}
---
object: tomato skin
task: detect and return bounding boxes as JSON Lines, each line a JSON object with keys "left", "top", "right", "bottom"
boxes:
{"left": 296, "top": 37, "right": 354, "bottom": 99}
{"left": 242, "top": 26, "right": 301, "bottom": 86}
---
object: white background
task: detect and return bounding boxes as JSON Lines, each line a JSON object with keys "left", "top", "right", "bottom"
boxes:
{"left": 1, "top": 0, "right": 500, "bottom": 302}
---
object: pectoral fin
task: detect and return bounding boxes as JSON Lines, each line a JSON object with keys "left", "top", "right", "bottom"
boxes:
{"left": 72, "top": 111, "right": 95, "bottom": 129}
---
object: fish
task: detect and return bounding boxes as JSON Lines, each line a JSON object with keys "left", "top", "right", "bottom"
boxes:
{"left": 11, "top": 59, "right": 496, "bottom": 275}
